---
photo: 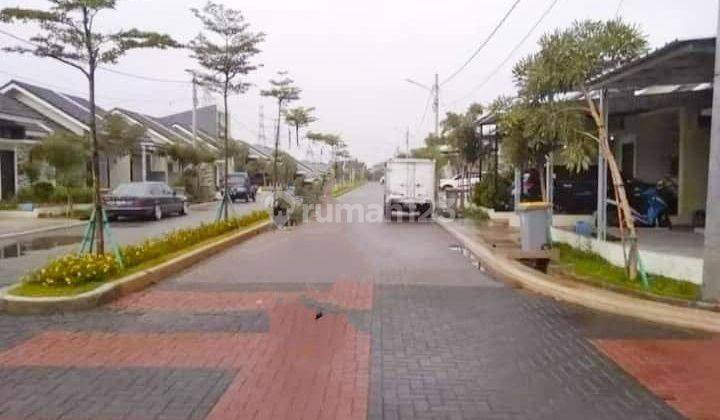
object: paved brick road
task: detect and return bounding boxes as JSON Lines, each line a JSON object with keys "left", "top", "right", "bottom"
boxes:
{"left": 0, "top": 183, "right": 716, "bottom": 419}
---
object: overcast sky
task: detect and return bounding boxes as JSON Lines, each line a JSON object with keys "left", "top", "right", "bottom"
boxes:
{"left": 1, "top": 0, "right": 718, "bottom": 165}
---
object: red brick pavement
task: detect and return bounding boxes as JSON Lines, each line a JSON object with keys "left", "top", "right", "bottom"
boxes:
{"left": 594, "top": 338, "right": 720, "bottom": 420}
{"left": 0, "top": 280, "right": 373, "bottom": 420}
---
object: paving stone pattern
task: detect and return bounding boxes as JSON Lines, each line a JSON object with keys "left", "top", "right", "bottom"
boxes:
{"left": 368, "top": 285, "right": 684, "bottom": 420}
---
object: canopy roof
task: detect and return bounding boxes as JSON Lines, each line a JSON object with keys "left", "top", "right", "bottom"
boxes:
{"left": 589, "top": 37, "right": 715, "bottom": 91}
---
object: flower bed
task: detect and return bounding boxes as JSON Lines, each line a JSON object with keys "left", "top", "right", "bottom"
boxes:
{"left": 20, "top": 210, "right": 269, "bottom": 290}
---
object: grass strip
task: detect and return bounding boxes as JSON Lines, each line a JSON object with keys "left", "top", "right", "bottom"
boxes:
{"left": 555, "top": 243, "right": 701, "bottom": 301}
{"left": 331, "top": 180, "right": 366, "bottom": 198}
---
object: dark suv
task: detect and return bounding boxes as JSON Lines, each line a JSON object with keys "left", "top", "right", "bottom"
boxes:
{"left": 224, "top": 172, "right": 256, "bottom": 202}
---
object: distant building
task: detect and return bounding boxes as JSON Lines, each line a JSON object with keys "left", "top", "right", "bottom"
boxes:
{"left": 159, "top": 105, "right": 228, "bottom": 140}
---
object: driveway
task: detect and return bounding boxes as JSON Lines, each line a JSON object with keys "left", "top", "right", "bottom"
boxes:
{"left": 0, "top": 184, "right": 714, "bottom": 419}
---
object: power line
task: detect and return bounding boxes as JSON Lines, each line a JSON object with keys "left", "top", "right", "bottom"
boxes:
{"left": 97, "top": 67, "right": 188, "bottom": 84}
{"left": 414, "top": 91, "right": 434, "bottom": 138}
{"left": 441, "top": 0, "right": 523, "bottom": 86}
{"left": 447, "top": 0, "right": 561, "bottom": 107}
{"left": 0, "top": 69, "right": 187, "bottom": 104}
{"left": 0, "top": 29, "right": 189, "bottom": 84}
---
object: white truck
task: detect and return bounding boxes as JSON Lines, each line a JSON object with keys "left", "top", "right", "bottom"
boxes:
{"left": 383, "top": 158, "right": 436, "bottom": 220}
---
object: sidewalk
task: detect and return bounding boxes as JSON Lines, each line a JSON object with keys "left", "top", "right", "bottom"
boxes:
{"left": 436, "top": 217, "right": 720, "bottom": 420}
{"left": 0, "top": 218, "right": 86, "bottom": 240}
{"left": 436, "top": 217, "right": 720, "bottom": 332}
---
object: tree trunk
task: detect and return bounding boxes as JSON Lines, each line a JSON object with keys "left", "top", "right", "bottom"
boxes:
{"left": 494, "top": 136, "right": 499, "bottom": 207}
{"left": 272, "top": 100, "right": 282, "bottom": 191}
{"left": 296, "top": 125, "right": 300, "bottom": 147}
{"left": 88, "top": 71, "right": 104, "bottom": 254}
{"left": 537, "top": 160, "right": 547, "bottom": 203}
{"left": 223, "top": 87, "right": 230, "bottom": 220}
{"left": 585, "top": 91, "right": 639, "bottom": 280}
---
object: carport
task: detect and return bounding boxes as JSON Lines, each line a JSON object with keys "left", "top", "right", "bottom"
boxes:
{"left": 589, "top": 37, "right": 715, "bottom": 237}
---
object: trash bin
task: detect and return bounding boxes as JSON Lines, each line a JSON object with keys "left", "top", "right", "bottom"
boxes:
{"left": 517, "top": 202, "right": 551, "bottom": 251}
{"left": 575, "top": 220, "right": 592, "bottom": 237}
{"left": 445, "top": 189, "right": 458, "bottom": 211}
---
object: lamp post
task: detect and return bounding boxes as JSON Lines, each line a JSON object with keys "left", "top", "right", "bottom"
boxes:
{"left": 406, "top": 74, "right": 441, "bottom": 212}
{"left": 405, "top": 74, "right": 440, "bottom": 137}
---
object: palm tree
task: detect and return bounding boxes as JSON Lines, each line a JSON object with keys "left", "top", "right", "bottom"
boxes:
{"left": 284, "top": 106, "right": 317, "bottom": 148}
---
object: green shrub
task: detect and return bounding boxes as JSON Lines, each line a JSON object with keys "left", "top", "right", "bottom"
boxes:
{"left": 23, "top": 253, "right": 119, "bottom": 287}
{"left": 16, "top": 187, "right": 34, "bottom": 203}
{"left": 32, "top": 182, "right": 55, "bottom": 202}
{"left": 121, "top": 210, "right": 269, "bottom": 268}
{"left": 0, "top": 201, "right": 17, "bottom": 210}
{"left": 70, "top": 187, "right": 94, "bottom": 203}
{"left": 472, "top": 172, "right": 512, "bottom": 210}
{"left": 48, "top": 186, "right": 93, "bottom": 204}
{"left": 464, "top": 206, "right": 489, "bottom": 221}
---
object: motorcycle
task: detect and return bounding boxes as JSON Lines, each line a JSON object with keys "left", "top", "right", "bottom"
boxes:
{"left": 606, "top": 178, "right": 676, "bottom": 228}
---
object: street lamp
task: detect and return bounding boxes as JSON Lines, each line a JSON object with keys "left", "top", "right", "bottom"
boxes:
{"left": 405, "top": 74, "right": 440, "bottom": 137}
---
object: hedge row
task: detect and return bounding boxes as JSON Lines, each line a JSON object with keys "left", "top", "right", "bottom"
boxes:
{"left": 23, "top": 210, "right": 269, "bottom": 287}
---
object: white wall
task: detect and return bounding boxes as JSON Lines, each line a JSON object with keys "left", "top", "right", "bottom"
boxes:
{"left": 679, "top": 105, "right": 711, "bottom": 223}
{"left": 552, "top": 227, "right": 703, "bottom": 285}
{"left": 109, "top": 155, "right": 131, "bottom": 188}
{"left": 617, "top": 109, "right": 678, "bottom": 183}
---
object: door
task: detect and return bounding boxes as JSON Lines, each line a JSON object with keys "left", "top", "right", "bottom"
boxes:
{"left": 621, "top": 142, "right": 636, "bottom": 180}
{"left": 0, "top": 150, "right": 15, "bottom": 201}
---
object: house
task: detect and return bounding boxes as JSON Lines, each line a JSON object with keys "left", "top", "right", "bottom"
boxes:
{"left": 469, "top": 38, "right": 719, "bottom": 288}
{"left": 0, "top": 92, "right": 55, "bottom": 199}
{"left": 0, "top": 80, "right": 183, "bottom": 191}
{"left": 0, "top": 77, "right": 324, "bottom": 201}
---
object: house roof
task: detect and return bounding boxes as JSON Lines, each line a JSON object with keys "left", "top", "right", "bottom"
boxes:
{"left": 1, "top": 80, "right": 106, "bottom": 125}
{"left": 114, "top": 108, "right": 187, "bottom": 145}
{"left": 159, "top": 105, "right": 219, "bottom": 138}
{"left": 0, "top": 92, "right": 61, "bottom": 135}
{"left": 301, "top": 160, "right": 330, "bottom": 174}
{"left": 251, "top": 143, "right": 274, "bottom": 158}
{"left": 166, "top": 123, "right": 220, "bottom": 150}
{"left": 0, "top": 92, "right": 43, "bottom": 120}
{"left": 589, "top": 37, "right": 716, "bottom": 91}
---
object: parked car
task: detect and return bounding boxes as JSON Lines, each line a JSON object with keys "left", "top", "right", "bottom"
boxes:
{"left": 223, "top": 172, "right": 256, "bottom": 202}
{"left": 104, "top": 182, "right": 188, "bottom": 221}
{"left": 439, "top": 173, "right": 480, "bottom": 191}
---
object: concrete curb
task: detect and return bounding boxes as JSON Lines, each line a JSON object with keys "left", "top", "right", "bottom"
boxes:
{"left": 0, "top": 221, "right": 273, "bottom": 315}
{"left": 0, "top": 221, "right": 88, "bottom": 241}
{"left": 435, "top": 218, "right": 720, "bottom": 333}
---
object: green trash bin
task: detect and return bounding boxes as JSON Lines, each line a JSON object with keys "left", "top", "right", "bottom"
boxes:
{"left": 517, "top": 202, "right": 551, "bottom": 251}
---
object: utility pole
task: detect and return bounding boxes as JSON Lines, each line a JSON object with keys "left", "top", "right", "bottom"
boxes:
{"left": 258, "top": 105, "right": 267, "bottom": 146}
{"left": 406, "top": 127, "right": 410, "bottom": 156}
{"left": 405, "top": 74, "right": 441, "bottom": 136}
{"left": 433, "top": 73, "right": 440, "bottom": 137}
{"left": 702, "top": 4, "right": 720, "bottom": 300}
{"left": 405, "top": 73, "right": 441, "bottom": 214}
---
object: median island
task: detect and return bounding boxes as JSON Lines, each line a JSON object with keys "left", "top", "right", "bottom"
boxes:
{"left": 8, "top": 210, "right": 270, "bottom": 298}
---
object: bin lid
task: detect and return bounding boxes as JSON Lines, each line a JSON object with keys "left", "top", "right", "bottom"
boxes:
{"left": 517, "top": 201, "right": 551, "bottom": 212}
